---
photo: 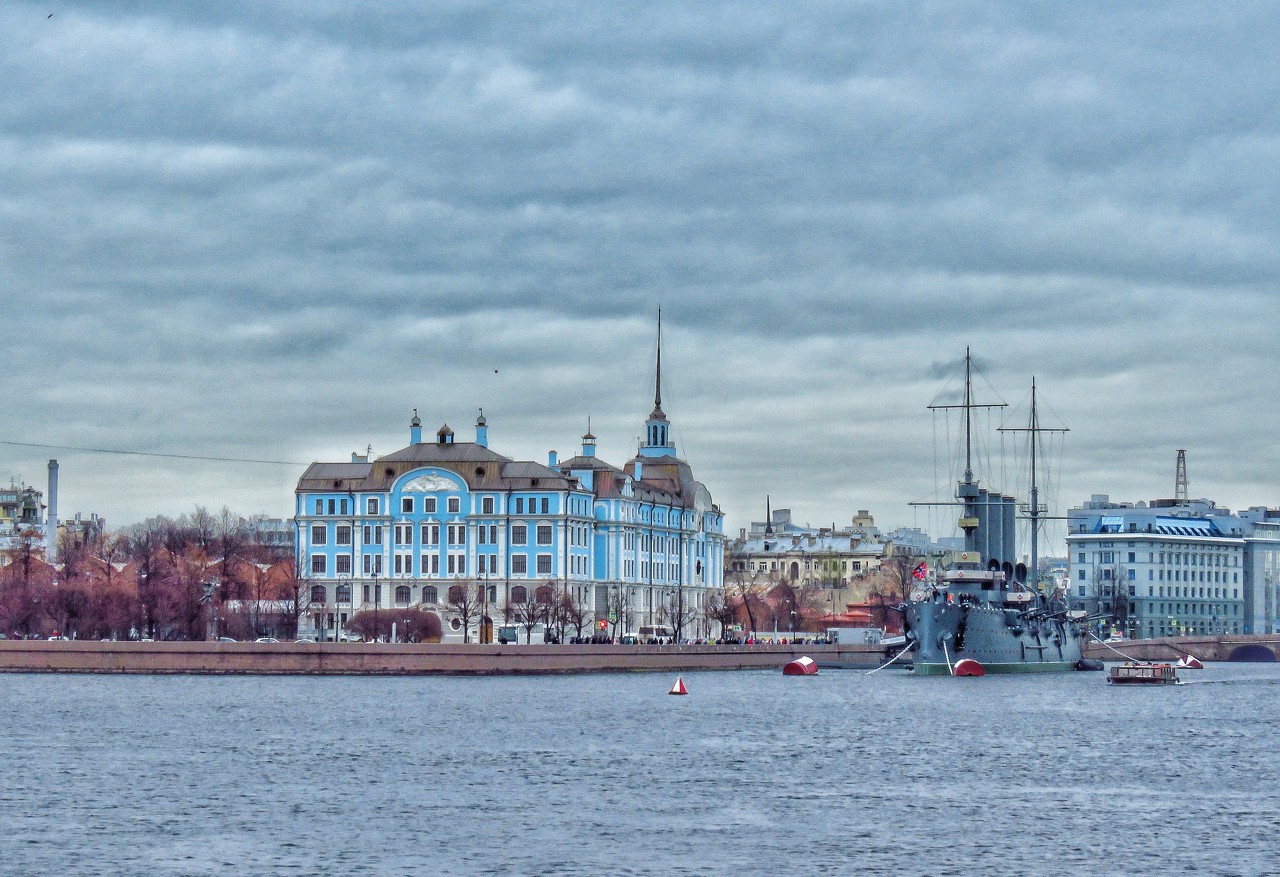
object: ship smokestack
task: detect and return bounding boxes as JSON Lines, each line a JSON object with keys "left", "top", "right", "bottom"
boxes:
{"left": 46, "top": 459, "right": 59, "bottom": 562}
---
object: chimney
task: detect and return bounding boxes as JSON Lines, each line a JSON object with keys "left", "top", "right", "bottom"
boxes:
{"left": 46, "top": 459, "right": 58, "bottom": 562}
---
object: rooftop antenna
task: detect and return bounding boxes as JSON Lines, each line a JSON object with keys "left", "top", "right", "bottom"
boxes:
{"left": 1175, "top": 449, "right": 1188, "bottom": 504}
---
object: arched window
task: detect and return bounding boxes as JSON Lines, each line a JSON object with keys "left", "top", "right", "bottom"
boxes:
{"left": 535, "top": 585, "right": 555, "bottom": 604}
{"left": 395, "top": 585, "right": 411, "bottom": 606}
{"left": 335, "top": 584, "right": 351, "bottom": 604}
{"left": 422, "top": 586, "right": 438, "bottom": 604}
{"left": 448, "top": 585, "right": 464, "bottom": 604}
{"left": 511, "top": 585, "right": 528, "bottom": 603}
{"left": 310, "top": 585, "right": 327, "bottom": 605}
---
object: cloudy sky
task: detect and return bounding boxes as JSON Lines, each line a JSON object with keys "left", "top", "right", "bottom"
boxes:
{"left": 3, "top": 1, "right": 1278, "bottom": 548}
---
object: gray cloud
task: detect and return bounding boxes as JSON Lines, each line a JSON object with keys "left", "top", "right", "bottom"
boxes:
{"left": 2, "top": 1, "right": 1278, "bottom": 541}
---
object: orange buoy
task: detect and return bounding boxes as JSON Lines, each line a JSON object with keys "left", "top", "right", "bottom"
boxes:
{"left": 783, "top": 656, "right": 819, "bottom": 676}
{"left": 953, "top": 658, "right": 986, "bottom": 677}
{"left": 668, "top": 677, "right": 688, "bottom": 695}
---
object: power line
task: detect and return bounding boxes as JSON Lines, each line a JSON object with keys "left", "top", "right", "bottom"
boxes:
{"left": 0, "top": 440, "right": 305, "bottom": 467}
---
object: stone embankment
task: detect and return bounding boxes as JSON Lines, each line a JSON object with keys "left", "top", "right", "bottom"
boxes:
{"left": 1082, "top": 633, "right": 1280, "bottom": 663}
{"left": 0, "top": 640, "right": 887, "bottom": 676}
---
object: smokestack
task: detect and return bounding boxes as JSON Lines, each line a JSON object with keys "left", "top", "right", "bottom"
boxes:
{"left": 46, "top": 459, "right": 59, "bottom": 562}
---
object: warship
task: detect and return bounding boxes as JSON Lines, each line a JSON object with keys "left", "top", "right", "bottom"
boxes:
{"left": 902, "top": 351, "right": 1087, "bottom": 675}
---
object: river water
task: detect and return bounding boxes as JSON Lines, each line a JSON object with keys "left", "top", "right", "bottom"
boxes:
{"left": 1, "top": 664, "right": 1277, "bottom": 877}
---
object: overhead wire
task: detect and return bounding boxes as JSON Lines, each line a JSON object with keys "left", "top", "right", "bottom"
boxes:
{"left": 0, "top": 439, "right": 304, "bottom": 467}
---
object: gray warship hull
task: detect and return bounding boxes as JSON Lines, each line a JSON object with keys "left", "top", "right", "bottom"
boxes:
{"left": 904, "top": 593, "right": 1085, "bottom": 675}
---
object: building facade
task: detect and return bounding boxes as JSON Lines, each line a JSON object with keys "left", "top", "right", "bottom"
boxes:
{"left": 1067, "top": 495, "right": 1256, "bottom": 638}
{"left": 0, "top": 480, "right": 44, "bottom": 562}
{"left": 1238, "top": 507, "right": 1280, "bottom": 636}
{"left": 294, "top": 365, "right": 725, "bottom": 642}
{"left": 728, "top": 506, "right": 889, "bottom": 589}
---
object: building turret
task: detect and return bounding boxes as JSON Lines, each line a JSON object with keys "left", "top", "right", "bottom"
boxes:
{"left": 410, "top": 410, "right": 423, "bottom": 444}
{"left": 476, "top": 410, "right": 489, "bottom": 447}
{"left": 436, "top": 424, "right": 454, "bottom": 445}
{"left": 581, "top": 422, "right": 597, "bottom": 458}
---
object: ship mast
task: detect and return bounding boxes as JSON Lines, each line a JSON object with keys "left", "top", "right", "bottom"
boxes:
{"left": 924, "top": 348, "right": 1006, "bottom": 554}
{"left": 1000, "top": 378, "right": 1068, "bottom": 591}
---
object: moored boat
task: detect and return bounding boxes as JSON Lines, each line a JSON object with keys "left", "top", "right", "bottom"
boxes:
{"left": 1108, "top": 662, "right": 1179, "bottom": 685}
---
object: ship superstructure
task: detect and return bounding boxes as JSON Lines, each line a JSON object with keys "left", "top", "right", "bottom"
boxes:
{"left": 903, "top": 352, "right": 1086, "bottom": 675}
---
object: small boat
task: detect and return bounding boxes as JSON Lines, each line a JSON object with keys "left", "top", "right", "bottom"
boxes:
{"left": 1107, "top": 662, "right": 1179, "bottom": 685}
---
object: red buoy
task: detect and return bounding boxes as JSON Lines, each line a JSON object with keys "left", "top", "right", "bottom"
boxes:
{"left": 668, "top": 677, "right": 688, "bottom": 695}
{"left": 783, "top": 656, "right": 819, "bottom": 676}
{"left": 953, "top": 658, "right": 986, "bottom": 677}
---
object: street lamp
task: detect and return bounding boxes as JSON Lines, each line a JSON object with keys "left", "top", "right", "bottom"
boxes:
{"left": 480, "top": 570, "right": 490, "bottom": 643}
{"left": 335, "top": 575, "right": 351, "bottom": 643}
{"left": 372, "top": 573, "right": 380, "bottom": 643}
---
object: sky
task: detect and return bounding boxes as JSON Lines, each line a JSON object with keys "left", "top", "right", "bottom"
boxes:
{"left": 3, "top": 1, "right": 1278, "bottom": 550}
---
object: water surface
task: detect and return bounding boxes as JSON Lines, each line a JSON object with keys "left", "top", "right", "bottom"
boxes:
{"left": 2, "top": 665, "right": 1276, "bottom": 876}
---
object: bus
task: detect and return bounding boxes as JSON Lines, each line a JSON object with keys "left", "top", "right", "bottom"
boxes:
{"left": 637, "top": 625, "right": 673, "bottom": 642}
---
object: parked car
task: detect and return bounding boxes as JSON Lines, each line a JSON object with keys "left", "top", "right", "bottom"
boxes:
{"left": 216, "top": 637, "right": 238, "bottom": 643}
{"left": 294, "top": 637, "right": 317, "bottom": 644}
{"left": 254, "top": 637, "right": 281, "bottom": 643}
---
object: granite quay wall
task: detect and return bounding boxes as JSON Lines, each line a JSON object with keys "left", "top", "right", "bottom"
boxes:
{"left": 0, "top": 641, "right": 886, "bottom": 676}
{"left": 1082, "top": 634, "right": 1280, "bottom": 663}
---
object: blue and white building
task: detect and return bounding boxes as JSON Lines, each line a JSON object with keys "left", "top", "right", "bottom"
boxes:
{"left": 1066, "top": 495, "right": 1272, "bottom": 638}
{"left": 295, "top": 353, "right": 725, "bottom": 642}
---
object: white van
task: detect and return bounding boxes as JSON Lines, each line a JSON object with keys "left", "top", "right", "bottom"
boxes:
{"left": 637, "top": 625, "right": 673, "bottom": 641}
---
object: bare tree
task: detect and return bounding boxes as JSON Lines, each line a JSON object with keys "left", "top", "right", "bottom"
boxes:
{"left": 877, "top": 552, "right": 923, "bottom": 604}
{"left": 561, "top": 590, "right": 589, "bottom": 640}
{"left": 604, "top": 586, "right": 632, "bottom": 639}
{"left": 703, "top": 590, "right": 736, "bottom": 640}
{"left": 726, "top": 568, "right": 769, "bottom": 638}
{"left": 446, "top": 581, "right": 485, "bottom": 643}
{"left": 660, "top": 586, "right": 697, "bottom": 641}
{"left": 512, "top": 590, "right": 547, "bottom": 644}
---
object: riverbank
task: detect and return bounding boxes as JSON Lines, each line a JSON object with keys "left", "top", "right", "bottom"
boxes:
{"left": 0, "top": 640, "right": 890, "bottom": 675}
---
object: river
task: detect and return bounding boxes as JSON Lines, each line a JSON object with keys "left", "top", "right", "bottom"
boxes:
{"left": 1, "top": 663, "right": 1276, "bottom": 876}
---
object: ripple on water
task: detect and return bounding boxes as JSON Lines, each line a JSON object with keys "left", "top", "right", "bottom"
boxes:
{"left": 1, "top": 667, "right": 1279, "bottom": 876}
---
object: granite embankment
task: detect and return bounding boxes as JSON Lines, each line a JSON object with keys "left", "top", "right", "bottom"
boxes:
{"left": 0, "top": 640, "right": 886, "bottom": 675}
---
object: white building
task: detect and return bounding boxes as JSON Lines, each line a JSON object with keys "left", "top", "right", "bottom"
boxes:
{"left": 1067, "top": 495, "right": 1253, "bottom": 638}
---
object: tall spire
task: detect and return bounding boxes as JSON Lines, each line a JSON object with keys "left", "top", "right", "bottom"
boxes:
{"left": 639, "top": 307, "right": 674, "bottom": 457}
{"left": 654, "top": 306, "right": 664, "bottom": 413}
{"left": 764, "top": 494, "right": 773, "bottom": 535}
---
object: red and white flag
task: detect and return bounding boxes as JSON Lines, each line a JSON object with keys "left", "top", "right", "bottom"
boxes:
{"left": 912, "top": 562, "right": 928, "bottom": 581}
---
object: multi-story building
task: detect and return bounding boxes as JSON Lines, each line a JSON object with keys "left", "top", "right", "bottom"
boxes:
{"left": 1238, "top": 507, "right": 1280, "bottom": 636}
{"left": 728, "top": 506, "right": 888, "bottom": 588}
{"left": 294, "top": 359, "right": 725, "bottom": 642}
{"left": 1067, "top": 495, "right": 1251, "bottom": 638}
{"left": 0, "top": 480, "right": 45, "bottom": 561}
